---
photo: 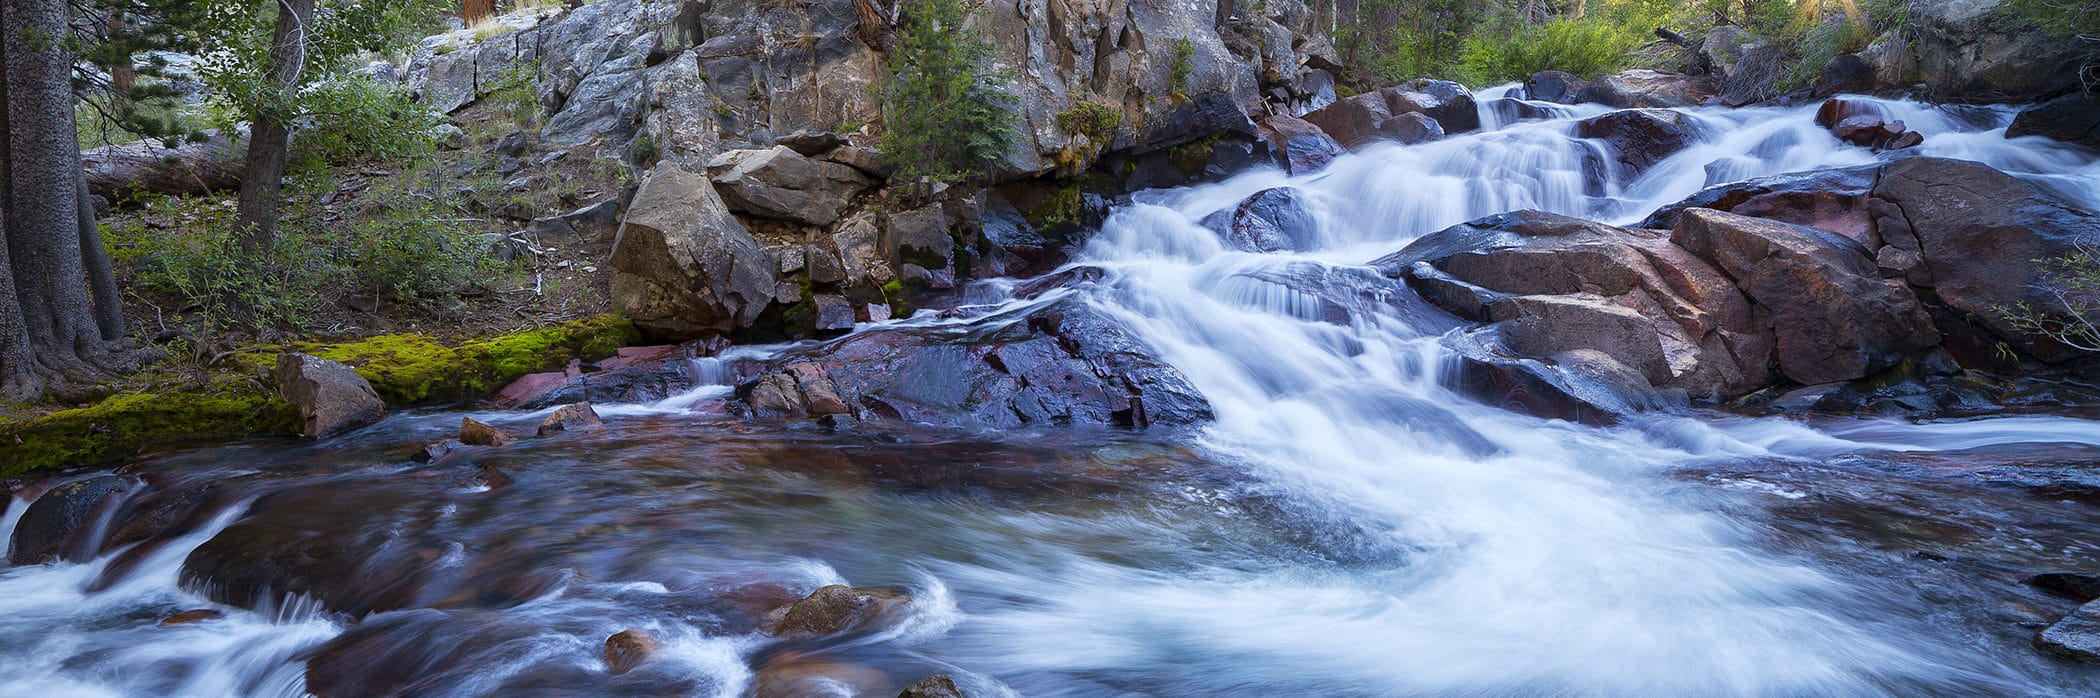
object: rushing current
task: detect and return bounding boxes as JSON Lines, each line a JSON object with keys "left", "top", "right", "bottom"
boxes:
{"left": 7, "top": 88, "right": 2100, "bottom": 696}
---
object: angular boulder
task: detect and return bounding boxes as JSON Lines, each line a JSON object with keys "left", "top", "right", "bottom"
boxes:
{"left": 275, "top": 353, "right": 386, "bottom": 439}
{"left": 2007, "top": 93, "right": 2100, "bottom": 150}
{"left": 1199, "top": 187, "right": 1320, "bottom": 252}
{"left": 2037, "top": 599, "right": 2100, "bottom": 661}
{"left": 1869, "top": 157, "right": 2100, "bottom": 361}
{"left": 610, "top": 166, "right": 777, "bottom": 340}
{"left": 1576, "top": 109, "right": 1703, "bottom": 179}
{"left": 706, "top": 146, "right": 871, "bottom": 227}
{"left": 1576, "top": 70, "right": 1713, "bottom": 109}
{"left": 1910, "top": 0, "right": 2091, "bottom": 101}
{"left": 1377, "top": 210, "right": 1771, "bottom": 401}
{"left": 1257, "top": 115, "right": 1344, "bottom": 174}
{"left": 1672, "top": 208, "right": 1938, "bottom": 385}
{"left": 1381, "top": 79, "right": 1479, "bottom": 134}
{"left": 1641, "top": 165, "right": 1880, "bottom": 244}
{"left": 536, "top": 402, "right": 605, "bottom": 436}
{"left": 1522, "top": 70, "right": 1586, "bottom": 104}
{"left": 736, "top": 297, "right": 1211, "bottom": 429}
{"left": 1302, "top": 93, "right": 1444, "bottom": 149}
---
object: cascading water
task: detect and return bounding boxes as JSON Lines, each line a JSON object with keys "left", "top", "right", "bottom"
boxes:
{"left": 6, "top": 90, "right": 2100, "bottom": 696}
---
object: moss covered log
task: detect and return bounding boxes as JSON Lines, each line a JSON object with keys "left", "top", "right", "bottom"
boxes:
{"left": 1, "top": 314, "right": 638, "bottom": 475}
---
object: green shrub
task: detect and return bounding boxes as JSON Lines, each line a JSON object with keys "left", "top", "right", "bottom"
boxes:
{"left": 286, "top": 73, "right": 441, "bottom": 175}
{"left": 346, "top": 200, "right": 498, "bottom": 303}
{"left": 102, "top": 195, "right": 336, "bottom": 333}
{"left": 876, "top": 0, "right": 1019, "bottom": 187}
{"left": 1455, "top": 18, "right": 1646, "bottom": 85}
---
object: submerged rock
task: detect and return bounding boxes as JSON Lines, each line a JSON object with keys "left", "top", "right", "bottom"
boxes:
{"left": 604, "top": 629, "right": 658, "bottom": 675}
{"left": 2037, "top": 600, "right": 2100, "bottom": 661}
{"left": 760, "top": 585, "right": 911, "bottom": 638}
{"left": 899, "top": 674, "right": 967, "bottom": 698}
{"left": 274, "top": 353, "right": 386, "bottom": 439}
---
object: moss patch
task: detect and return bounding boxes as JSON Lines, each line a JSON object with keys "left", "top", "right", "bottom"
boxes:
{"left": 0, "top": 314, "right": 638, "bottom": 475}
{"left": 303, "top": 313, "right": 639, "bottom": 405}
{"left": 1, "top": 379, "right": 299, "bottom": 476}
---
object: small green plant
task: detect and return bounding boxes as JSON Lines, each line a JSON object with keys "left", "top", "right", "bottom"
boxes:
{"left": 1997, "top": 242, "right": 2100, "bottom": 353}
{"left": 876, "top": 0, "right": 1020, "bottom": 188}
{"left": 1169, "top": 37, "right": 1196, "bottom": 100}
{"left": 1454, "top": 18, "right": 1645, "bottom": 85}
{"left": 630, "top": 133, "right": 660, "bottom": 163}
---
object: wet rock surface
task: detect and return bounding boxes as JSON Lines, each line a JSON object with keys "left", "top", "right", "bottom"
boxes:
{"left": 735, "top": 296, "right": 1212, "bottom": 430}
{"left": 1200, "top": 187, "right": 1320, "bottom": 252}
{"left": 1576, "top": 109, "right": 1702, "bottom": 178}
{"left": 8, "top": 476, "right": 136, "bottom": 565}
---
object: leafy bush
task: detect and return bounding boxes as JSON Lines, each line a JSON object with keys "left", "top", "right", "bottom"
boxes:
{"left": 876, "top": 0, "right": 1019, "bottom": 187}
{"left": 346, "top": 200, "right": 499, "bottom": 303}
{"left": 1998, "top": 0, "right": 2100, "bottom": 37}
{"left": 287, "top": 73, "right": 442, "bottom": 173}
{"left": 102, "top": 195, "right": 336, "bottom": 333}
{"left": 1455, "top": 18, "right": 1647, "bottom": 85}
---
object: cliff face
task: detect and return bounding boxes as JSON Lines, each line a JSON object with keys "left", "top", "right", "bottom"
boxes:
{"left": 400, "top": 0, "right": 1338, "bottom": 177}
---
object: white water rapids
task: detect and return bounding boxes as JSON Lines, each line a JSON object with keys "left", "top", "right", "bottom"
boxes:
{"left": 5, "top": 88, "right": 2100, "bottom": 695}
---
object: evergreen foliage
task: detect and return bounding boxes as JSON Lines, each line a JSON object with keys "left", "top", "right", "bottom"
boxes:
{"left": 876, "top": 0, "right": 1019, "bottom": 187}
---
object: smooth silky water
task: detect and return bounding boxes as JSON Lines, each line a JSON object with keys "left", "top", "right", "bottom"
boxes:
{"left": 6, "top": 88, "right": 2100, "bottom": 696}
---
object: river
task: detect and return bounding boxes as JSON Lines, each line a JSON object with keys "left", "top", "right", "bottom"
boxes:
{"left": 6, "top": 88, "right": 2100, "bottom": 696}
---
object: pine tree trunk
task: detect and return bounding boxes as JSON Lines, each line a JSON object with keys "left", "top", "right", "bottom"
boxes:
{"left": 77, "top": 172, "right": 125, "bottom": 341}
{"left": 233, "top": 0, "right": 314, "bottom": 253}
{"left": 0, "top": 0, "right": 46, "bottom": 400}
{"left": 5, "top": 0, "right": 113, "bottom": 376}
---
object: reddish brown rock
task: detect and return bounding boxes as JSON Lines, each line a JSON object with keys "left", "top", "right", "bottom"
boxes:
{"left": 159, "top": 609, "right": 224, "bottom": 626}
{"left": 603, "top": 629, "right": 658, "bottom": 675}
{"left": 458, "top": 417, "right": 516, "bottom": 447}
{"left": 899, "top": 674, "right": 967, "bottom": 698}
{"left": 489, "top": 371, "right": 572, "bottom": 408}
{"left": 760, "top": 585, "right": 911, "bottom": 638}
{"left": 1672, "top": 208, "right": 1938, "bottom": 385}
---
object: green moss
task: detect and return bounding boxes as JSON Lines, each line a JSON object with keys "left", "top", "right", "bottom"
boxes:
{"left": 1165, "top": 133, "right": 1223, "bottom": 177}
{"left": 1, "top": 379, "right": 300, "bottom": 476}
{"left": 307, "top": 313, "right": 639, "bottom": 405}
{"left": 1029, "top": 181, "right": 1085, "bottom": 228}
{"left": 0, "top": 314, "right": 639, "bottom": 475}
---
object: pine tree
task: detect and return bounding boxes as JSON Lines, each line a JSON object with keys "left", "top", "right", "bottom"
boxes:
{"left": 876, "top": 0, "right": 1018, "bottom": 188}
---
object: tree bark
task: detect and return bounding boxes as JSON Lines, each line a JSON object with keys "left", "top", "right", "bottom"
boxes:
{"left": 0, "top": 0, "right": 45, "bottom": 400}
{"left": 233, "top": 0, "right": 314, "bottom": 253}
{"left": 77, "top": 171, "right": 125, "bottom": 341}
{"left": 5, "top": 0, "right": 111, "bottom": 375}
